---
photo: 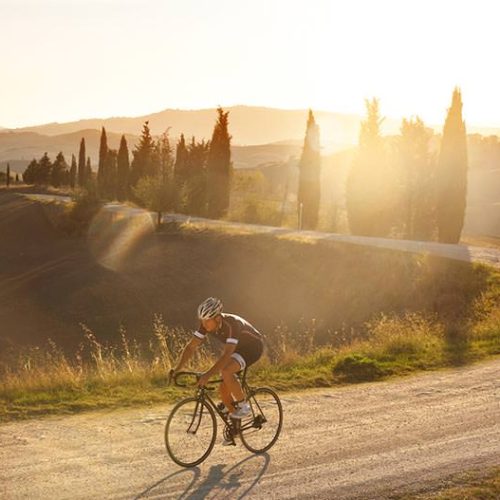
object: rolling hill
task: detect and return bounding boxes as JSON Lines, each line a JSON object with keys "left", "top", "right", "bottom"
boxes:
{"left": 6, "top": 106, "right": 368, "bottom": 147}
{"left": 0, "top": 191, "right": 493, "bottom": 353}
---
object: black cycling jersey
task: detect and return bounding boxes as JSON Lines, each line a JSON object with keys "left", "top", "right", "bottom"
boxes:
{"left": 193, "top": 313, "right": 264, "bottom": 355}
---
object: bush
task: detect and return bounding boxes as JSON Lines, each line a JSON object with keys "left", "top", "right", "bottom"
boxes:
{"left": 333, "top": 354, "right": 386, "bottom": 382}
{"left": 229, "top": 197, "right": 282, "bottom": 226}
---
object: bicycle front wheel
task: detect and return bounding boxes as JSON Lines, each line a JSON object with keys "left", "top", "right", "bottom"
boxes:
{"left": 165, "top": 397, "right": 217, "bottom": 467}
{"left": 240, "top": 387, "right": 283, "bottom": 453}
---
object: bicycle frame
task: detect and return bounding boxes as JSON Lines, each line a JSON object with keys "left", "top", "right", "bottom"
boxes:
{"left": 175, "top": 369, "right": 265, "bottom": 437}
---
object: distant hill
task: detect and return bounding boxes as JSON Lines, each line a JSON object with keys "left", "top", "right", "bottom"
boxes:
{"left": 7, "top": 105, "right": 381, "bottom": 148}
{"left": 0, "top": 129, "right": 139, "bottom": 172}
{"left": 6, "top": 106, "right": 500, "bottom": 147}
{"left": 0, "top": 129, "right": 302, "bottom": 172}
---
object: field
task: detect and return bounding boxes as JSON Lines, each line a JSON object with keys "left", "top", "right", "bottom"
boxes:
{"left": 1, "top": 191, "right": 499, "bottom": 421}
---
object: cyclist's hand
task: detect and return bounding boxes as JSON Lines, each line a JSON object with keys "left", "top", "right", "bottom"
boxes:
{"left": 197, "top": 373, "right": 210, "bottom": 387}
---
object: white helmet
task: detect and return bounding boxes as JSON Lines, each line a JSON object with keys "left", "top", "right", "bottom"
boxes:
{"left": 197, "top": 297, "right": 223, "bottom": 320}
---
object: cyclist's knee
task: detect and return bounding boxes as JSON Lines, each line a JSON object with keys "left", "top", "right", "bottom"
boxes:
{"left": 221, "top": 365, "right": 237, "bottom": 381}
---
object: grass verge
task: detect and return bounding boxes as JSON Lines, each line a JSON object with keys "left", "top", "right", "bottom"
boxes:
{"left": 1, "top": 300, "right": 499, "bottom": 423}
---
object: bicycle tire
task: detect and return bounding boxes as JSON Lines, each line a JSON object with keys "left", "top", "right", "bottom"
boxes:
{"left": 240, "top": 387, "right": 283, "bottom": 453}
{"left": 165, "top": 397, "right": 217, "bottom": 467}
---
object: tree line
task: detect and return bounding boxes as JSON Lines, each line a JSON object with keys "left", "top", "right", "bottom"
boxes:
{"left": 19, "top": 91, "right": 469, "bottom": 244}
{"left": 21, "top": 107, "right": 232, "bottom": 222}
{"left": 298, "top": 87, "right": 468, "bottom": 244}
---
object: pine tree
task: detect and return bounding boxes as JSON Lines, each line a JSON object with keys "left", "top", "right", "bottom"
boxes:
{"left": 23, "top": 159, "right": 38, "bottom": 184}
{"left": 51, "top": 152, "right": 68, "bottom": 187}
{"left": 436, "top": 88, "right": 468, "bottom": 243}
{"left": 116, "top": 135, "right": 130, "bottom": 201}
{"left": 97, "top": 127, "right": 108, "bottom": 194}
{"left": 297, "top": 110, "right": 321, "bottom": 229}
{"left": 206, "top": 107, "right": 232, "bottom": 218}
{"left": 78, "top": 138, "right": 86, "bottom": 187}
{"left": 6, "top": 163, "right": 10, "bottom": 187}
{"left": 346, "top": 98, "right": 396, "bottom": 237}
{"left": 69, "top": 154, "right": 77, "bottom": 188}
{"left": 38, "top": 153, "right": 52, "bottom": 185}
{"left": 130, "top": 121, "right": 156, "bottom": 187}
{"left": 156, "top": 130, "right": 174, "bottom": 184}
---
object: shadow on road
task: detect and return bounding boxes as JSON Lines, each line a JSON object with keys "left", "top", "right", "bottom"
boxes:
{"left": 135, "top": 453, "right": 270, "bottom": 499}
{"left": 133, "top": 467, "right": 200, "bottom": 499}
{"left": 185, "top": 453, "right": 271, "bottom": 499}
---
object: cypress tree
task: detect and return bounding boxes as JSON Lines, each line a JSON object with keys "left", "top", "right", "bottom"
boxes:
{"left": 206, "top": 107, "right": 232, "bottom": 218}
{"left": 69, "top": 154, "right": 77, "bottom": 188}
{"left": 78, "top": 138, "right": 86, "bottom": 187}
{"left": 297, "top": 110, "right": 321, "bottom": 229}
{"left": 174, "top": 134, "right": 188, "bottom": 182}
{"left": 346, "top": 98, "right": 396, "bottom": 237}
{"left": 436, "top": 88, "right": 468, "bottom": 243}
{"left": 185, "top": 137, "right": 210, "bottom": 215}
{"left": 117, "top": 135, "right": 130, "bottom": 201}
{"left": 103, "top": 149, "right": 118, "bottom": 199}
{"left": 86, "top": 158, "right": 92, "bottom": 187}
{"left": 6, "top": 164, "right": 10, "bottom": 187}
{"left": 173, "top": 134, "right": 188, "bottom": 211}
{"left": 398, "top": 117, "right": 435, "bottom": 240}
{"left": 97, "top": 127, "right": 108, "bottom": 194}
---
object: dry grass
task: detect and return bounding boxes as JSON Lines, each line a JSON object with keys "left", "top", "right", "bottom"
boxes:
{"left": 2, "top": 289, "right": 499, "bottom": 421}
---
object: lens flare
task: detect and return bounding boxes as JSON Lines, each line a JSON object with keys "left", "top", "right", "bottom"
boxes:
{"left": 87, "top": 204, "right": 155, "bottom": 271}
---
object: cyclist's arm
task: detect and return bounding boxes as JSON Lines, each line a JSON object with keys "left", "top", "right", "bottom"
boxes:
{"left": 204, "top": 342, "right": 236, "bottom": 378}
{"left": 173, "top": 337, "right": 204, "bottom": 372}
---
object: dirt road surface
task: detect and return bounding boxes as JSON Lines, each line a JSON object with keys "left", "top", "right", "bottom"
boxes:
{"left": 1, "top": 359, "right": 499, "bottom": 499}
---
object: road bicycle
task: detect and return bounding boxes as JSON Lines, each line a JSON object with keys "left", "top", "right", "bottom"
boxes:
{"left": 165, "top": 368, "right": 283, "bottom": 467}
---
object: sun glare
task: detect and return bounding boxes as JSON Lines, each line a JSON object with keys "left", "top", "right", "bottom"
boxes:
{"left": 87, "top": 206, "right": 155, "bottom": 271}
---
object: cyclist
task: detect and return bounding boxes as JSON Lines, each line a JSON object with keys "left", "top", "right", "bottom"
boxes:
{"left": 172, "top": 297, "right": 264, "bottom": 421}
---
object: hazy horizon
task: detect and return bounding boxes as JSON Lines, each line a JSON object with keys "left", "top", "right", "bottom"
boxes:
{"left": 2, "top": 103, "right": 500, "bottom": 134}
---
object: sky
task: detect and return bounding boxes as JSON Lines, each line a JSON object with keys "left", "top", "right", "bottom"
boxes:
{"left": 1, "top": 0, "right": 499, "bottom": 129}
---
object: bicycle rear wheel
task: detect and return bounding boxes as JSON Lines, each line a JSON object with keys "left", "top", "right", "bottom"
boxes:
{"left": 165, "top": 397, "right": 217, "bottom": 467}
{"left": 240, "top": 387, "right": 283, "bottom": 453}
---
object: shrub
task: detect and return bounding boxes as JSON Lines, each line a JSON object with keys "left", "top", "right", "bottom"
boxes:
{"left": 333, "top": 354, "right": 386, "bottom": 382}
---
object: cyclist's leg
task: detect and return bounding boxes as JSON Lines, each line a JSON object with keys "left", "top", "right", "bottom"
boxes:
{"left": 219, "top": 377, "right": 237, "bottom": 413}
{"left": 220, "top": 357, "right": 245, "bottom": 409}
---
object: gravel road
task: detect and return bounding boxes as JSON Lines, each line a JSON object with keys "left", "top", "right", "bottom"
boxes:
{"left": 1, "top": 359, "right": 499, "bottom": 499}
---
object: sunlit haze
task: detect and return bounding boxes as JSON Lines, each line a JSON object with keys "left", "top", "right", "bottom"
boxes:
{"left": 1, "top": 0, "right": 499, "bottom": 129}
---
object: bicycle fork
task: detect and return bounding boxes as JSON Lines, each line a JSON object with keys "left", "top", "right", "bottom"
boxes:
{"left": 187, "top": 399, "right": 204, "bottom": 434}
